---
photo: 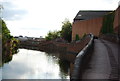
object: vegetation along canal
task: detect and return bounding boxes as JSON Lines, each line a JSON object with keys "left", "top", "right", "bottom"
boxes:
{"left": 1, "top": 49, "right": 70, "bottom": 79}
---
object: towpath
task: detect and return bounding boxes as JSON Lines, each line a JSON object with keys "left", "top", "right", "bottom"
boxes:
{"left": 82, "top": 39, "right": 119, "bottom": 80}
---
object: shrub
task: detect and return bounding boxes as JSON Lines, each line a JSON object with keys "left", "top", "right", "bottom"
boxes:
{"left": 75, "top": 34, "right": 80, "bottom": 41}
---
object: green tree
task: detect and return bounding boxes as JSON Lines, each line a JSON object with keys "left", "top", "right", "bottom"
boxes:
{"left": 60, "top": 19, "right": 72, "bottom": 42}
{"left": 2, "top": 20, "right": 12, "bottom": 43}
{"left": 1, "top": 20, "right": 19, "bottom": 65}
{"left": 45, "top": 30, "right": 60, "bottom": 41}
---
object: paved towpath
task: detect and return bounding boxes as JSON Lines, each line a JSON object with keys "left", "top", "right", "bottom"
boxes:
{"left": 82, "top": 39, "right": 119, "bottom": 80}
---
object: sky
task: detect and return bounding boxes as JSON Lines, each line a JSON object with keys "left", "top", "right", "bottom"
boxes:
{"left": 1, "top": 0, "right": 120, "bottom": 38}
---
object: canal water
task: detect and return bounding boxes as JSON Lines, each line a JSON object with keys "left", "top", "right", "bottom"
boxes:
{"left": 1, "top": 49, "right": 70, "bottom": 79}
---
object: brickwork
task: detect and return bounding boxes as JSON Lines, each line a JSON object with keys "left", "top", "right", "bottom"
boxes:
{"left": 72, "top": 17, "right": 103, "bottom": 40}
{"left": 114, "top": 6, "right": 120, "bottom": 34}
{"left": 72, "top": 6, "right": 120, "bottom": 41}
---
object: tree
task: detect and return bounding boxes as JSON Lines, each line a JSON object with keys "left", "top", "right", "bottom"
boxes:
{"left": 2, "top": 20, "right": 11, "bottom": 44}
{"left": 2, "top": 20, "right": 19, "bottom": 65}
{"left": 60, "top": 19, "right": 72, "bottom": 42}
{"left": 45, "top": 30, "right": 60, "bottom": 41}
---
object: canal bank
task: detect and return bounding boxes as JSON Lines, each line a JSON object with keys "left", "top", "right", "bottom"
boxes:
{"left": 19, "top": 34, "right": 91, "bottom": 63}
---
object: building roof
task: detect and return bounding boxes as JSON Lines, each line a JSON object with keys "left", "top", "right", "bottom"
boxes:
{"left": 74, "top": 10, "right": 113, "bottom": 21}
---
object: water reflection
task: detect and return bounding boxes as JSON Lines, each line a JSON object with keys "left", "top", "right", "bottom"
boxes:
{"left": 2, "top": 49, "right": 70, "bottom": 79}
{"left": 44, "top": 52, "right": 70, "bottom": 79}
{"left": 59, "top": 60, "right": 70, "bottom": 79}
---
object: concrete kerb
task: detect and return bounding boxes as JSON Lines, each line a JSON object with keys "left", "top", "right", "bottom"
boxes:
{"left": 71, "top": 34, "right": 94, "bottom": 80}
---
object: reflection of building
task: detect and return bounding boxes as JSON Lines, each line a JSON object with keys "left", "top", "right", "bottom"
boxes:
{"left": 72, "top": 5, "right": 120, "bottom": 41}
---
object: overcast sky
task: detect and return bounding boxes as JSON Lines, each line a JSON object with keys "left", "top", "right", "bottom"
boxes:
{"left": 1, "top": 0, "right": 119, "bottom": 37}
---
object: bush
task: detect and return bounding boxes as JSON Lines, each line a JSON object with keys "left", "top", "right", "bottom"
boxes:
{"left": 75, "top": 34, "right": 80, "bottom": 41}
{"left": 82, "top": 33, "right": 87, "bottom": 38}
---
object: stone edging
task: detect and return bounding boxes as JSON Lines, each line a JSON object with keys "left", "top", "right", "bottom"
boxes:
{"left": 71, "top": 34, "right": 94, "bottom": 80}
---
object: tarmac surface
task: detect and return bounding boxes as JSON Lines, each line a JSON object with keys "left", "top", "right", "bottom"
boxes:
{"left": 82, "top": 39, "right": 119, "bottom": 80}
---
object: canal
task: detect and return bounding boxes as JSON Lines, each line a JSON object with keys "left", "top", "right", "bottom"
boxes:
{"left": 1, "top": 49, "right": 70, "bottom": 79}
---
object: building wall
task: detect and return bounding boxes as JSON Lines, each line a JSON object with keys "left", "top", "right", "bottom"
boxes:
{"left": 72, "top": 17, "right": 103, "bottom": 40}
{"left": 114, "top": 6, "right": 120, "bottom": 33}
{"left": 72, "top": 6, "right": 120, "bottom": 41}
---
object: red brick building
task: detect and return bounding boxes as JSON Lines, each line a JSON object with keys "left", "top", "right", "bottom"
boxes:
{"left": 72, "top": 5, "right": 120, "bottom": 41}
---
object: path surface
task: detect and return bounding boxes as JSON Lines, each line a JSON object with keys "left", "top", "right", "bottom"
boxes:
{"left": 82, "top": 39, "right": 119, "bottom": 80}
